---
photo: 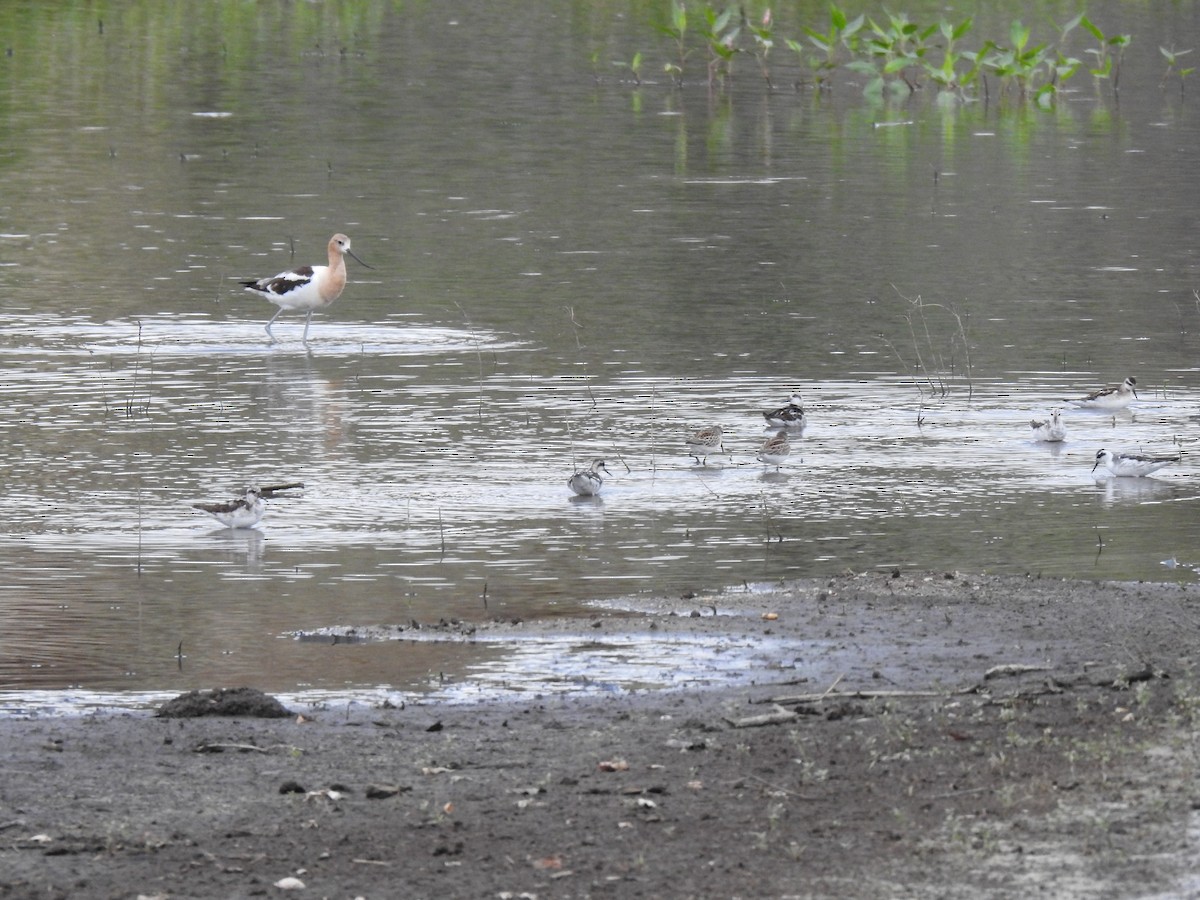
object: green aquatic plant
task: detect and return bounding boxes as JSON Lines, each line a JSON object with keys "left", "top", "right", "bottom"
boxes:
{"left": 922, "top": 16, "right": 974, "bottom": 100}
{"left": 616, "top": 3, "right": 1127, "bottom": 108}
{"left": 612, "top": 51, "right": 644, "bottom": 85}
{"left": 863, "top": 10, "right": 937, "bottom": 93}
{"left": 747, "top": 7, "right": 775, "bottom": 90}
{"left": 1079, "top": 14, "right": 1130, "bottom": 92}
{"left": 1160, "top": 46, "right": 1195, "bottom": 93}
{"left": 699, "top": 3, "right": 740, "bottom": 86}
{"left": 983, "top": 21, "right": 1049, "bottom": 101}
{"left": 659, "top": 0, "right": 690, "bottom": 85}
{"left": 801, "top": 3, "right": 864, "bottom": 90}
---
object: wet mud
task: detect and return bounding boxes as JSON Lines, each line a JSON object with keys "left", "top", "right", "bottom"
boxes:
{"left": 3, "top": 571, "right": 1200, "bottom": 898}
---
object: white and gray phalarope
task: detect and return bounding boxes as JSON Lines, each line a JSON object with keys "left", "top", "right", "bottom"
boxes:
{"left": 1069, "top": 377, "right": 1137, "bottom": 410}
{"left": 1092, "top": 448, "right": 1179, "bottom": 478}
{"left": 762, "top": 393, "right": 806, "bottom": 429}
{"left": 193, "top": 487, "right": 265, "bottom": 529}
{"left": 568, "top": 459, "right": 611, "bottom": 496}
{"left": 1029, "top": 409, "right": 1066, "bottom": 443}
{"left": 241, "top": 233, "right": 373, "bottom": 342}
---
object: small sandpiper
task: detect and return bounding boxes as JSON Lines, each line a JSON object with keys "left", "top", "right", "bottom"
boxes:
{"left": 756, "top": 430, "right": 791, "bottom": 470}
{"left": 685, "top": 425, "right": 725, "bottom": 465}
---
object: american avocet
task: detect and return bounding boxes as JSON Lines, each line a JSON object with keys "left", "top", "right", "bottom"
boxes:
{"left": 1029, "top": 409, "right": 1066, "bottom": 443}
{"left": 241, "top": 233, "right": 373, "bottom": 342}
{"left": 762, "top": 393, "right": 806, "bottom": 429}
{"left": 756, "top": 429, "right": 791, "bottom": 470}
{"left": 1068, "top": 377, "right": 1137, "bottom": 410}
{"left": 686, "top": 425, "right": 724, "bottom": 465}
{"left": 1092, "top": 448, "right": 1180, "bottom": 478}
{"left": 568, "top": 459, "right": 611, "bottom": 496}
{"left": 193, "top": 487, "right": 265, "bottom": 529}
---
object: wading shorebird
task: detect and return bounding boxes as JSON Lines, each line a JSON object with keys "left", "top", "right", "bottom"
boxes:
{"left": 686, "top": 425, "right": 725, "bottom": 465}
{"left": 568, "top": 459, "right": 611, "bottom": 497}
{"left": 756, "top": 429, "right": 791, "bottom": 470}
{"left": 1092, "top": 448, "right": 1180, "bottom": 478}
{"left": 1068, "top": 377, "right": 1137, "bottom": 410}
{"left": 762, "top": 393, "right": 806, "bottom": 430}
{"left": 1029, "top": 409, "right": 1067, "bottom": 443}
{"left": 193, "top": 487, "right": 265, "bottom": 529}
{"left": 241, "top": 233, "right": 373, "bottom": 342}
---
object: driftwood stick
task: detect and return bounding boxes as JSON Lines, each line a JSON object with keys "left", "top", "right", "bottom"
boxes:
{"left": 983, "top": 663, "right": 1051, "bottom": 680}
{"left": 259, "top": 482, "right": 305, "bottom": 498}
{"left": 192, "top": 742, "right": 299, "bottom": 754}
{"left": 929, "top": 786, "right": 992, "bottom": 801}
{"left": 725, "top": 704, "right": 798, "bottom": 728}
{"left": 760, "top": 663, "right": 1168, "bottom": 709}
{"left": 819, "top": 673, "right": 845, "bottom": 699}
{"left": 764, "top": 688, "right": 957, "bottom": 706}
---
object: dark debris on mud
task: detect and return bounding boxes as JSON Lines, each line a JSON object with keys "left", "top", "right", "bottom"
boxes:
{"left": 157, "top": 686, "right": 293, "bottom": 719}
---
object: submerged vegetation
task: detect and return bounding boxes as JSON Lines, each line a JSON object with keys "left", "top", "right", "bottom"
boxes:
{"left": 601, "top": 2, "right": 1191, "bottom": 108}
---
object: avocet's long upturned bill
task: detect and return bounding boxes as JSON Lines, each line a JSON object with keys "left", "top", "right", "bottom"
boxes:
{"left": 568, "top": 459, "right": 611, "bottom": 497}
{"left": 686, "top": 425, "right": 724, "bottom": 465}
{"left": 242, "top": 234, "right": 373, "bottom": 342}
{"left": 1069, "top": 377, "right": 1137, "bottom": 410}
{"left": 762, "top": 393, "right": 806, "bottom": 429}
{"left": 757, "top": 429, "right": 791, "bottom": 470}
{"left": 1029, "top": 409, "right": 1066, "bottom": 443}
{"left": 1092, "top": 448, "right": 1180, "bottom": 478}
{"left": 193, "top": 487, "right": 265, "bottom": 529}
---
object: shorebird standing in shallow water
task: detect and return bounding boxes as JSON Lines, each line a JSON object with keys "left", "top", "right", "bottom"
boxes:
{"left": 1029, "top": 409, "right": 1067, "bottom": 443}
{"left": 193, "top": 487, "right": 266, "bottom": 529}
{"left": 685, "top": 425, "right": 725, "bottom": 465}
{"left": 1092, "top": 448, "right": 1180, "bottom": 478}
{"left": 568, "top": 459, "right": 611, "bottom": 496}
{"left": 756, "top": 430, "right": 791, "bottom": 470}
{"left": 241, "top": 233, "right": 373, "bottom": 342}
{"left": 762, "top": 393, "right": 806, "bottom": 429}
{"left": 1069, "top": 377, "right": 1137, "bottom": 410}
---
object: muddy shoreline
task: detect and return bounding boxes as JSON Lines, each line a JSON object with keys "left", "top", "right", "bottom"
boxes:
{"left": 3, "top": 571, "right": 1200, "bottom": 898}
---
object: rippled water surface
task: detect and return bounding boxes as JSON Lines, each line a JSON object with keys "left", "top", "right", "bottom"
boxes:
{"left": 2, "top": 0, "right": 1199, "bottom": 709}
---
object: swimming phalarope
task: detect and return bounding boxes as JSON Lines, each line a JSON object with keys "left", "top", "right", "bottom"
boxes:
{"left": 1029, "top": 409, "right": 1066, "bottom": 443}
{"left": 685, "top": 425, "right": 725, "bottom": 465}
{"left": 568, "top": 459, "right": 611, "bottom": 496}
{"left": 193, "top": 487, "right": 265, "bottom": 529}
{"left": 756, "top": 430, "right": 791, "bottom": 470}
{"left": 762, "top": 393, "right": 806, "bottom": 429}
{"left": 1092, "top": 448, "right": 1180, "bottom": 478}
{"left": 1069, "top": 377, "right": 1137, "bottom": 410}
{"left": 241, "top": 233, "right": 373, "bottom": 342}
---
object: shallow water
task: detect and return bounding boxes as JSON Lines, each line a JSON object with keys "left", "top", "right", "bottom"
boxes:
{"left": 1, "top": 1, "right": 1199, "bottom": 709}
